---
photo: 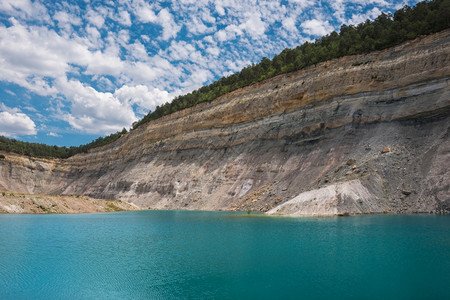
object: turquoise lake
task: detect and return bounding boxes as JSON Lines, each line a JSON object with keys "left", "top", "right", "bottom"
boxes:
{"left": 0, "top": 211, "right": 449, "bottom": 299}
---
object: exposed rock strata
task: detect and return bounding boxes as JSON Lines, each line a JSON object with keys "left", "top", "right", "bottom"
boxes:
{"left": 1, "top": 30, "right": 449, "bottom": 215}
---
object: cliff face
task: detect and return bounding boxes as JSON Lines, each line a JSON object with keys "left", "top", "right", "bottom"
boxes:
{"left": 1, "top": 30, "right": 449, "bottom": 215}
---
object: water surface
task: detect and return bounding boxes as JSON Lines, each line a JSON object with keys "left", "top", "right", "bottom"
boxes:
{"left": 0, "top": 211, "right": 449, "bottom": 299}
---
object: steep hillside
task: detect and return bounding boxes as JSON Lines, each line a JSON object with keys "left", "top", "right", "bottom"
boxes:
{"left": 1, "top": 30, "right": 449, "bottom": 215}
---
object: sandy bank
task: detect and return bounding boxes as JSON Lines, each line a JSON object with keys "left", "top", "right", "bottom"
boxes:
{"left": 0, "top": 191, "right": 139, "bottom": 214}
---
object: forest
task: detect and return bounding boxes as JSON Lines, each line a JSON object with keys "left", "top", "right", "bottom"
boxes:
{"left": 0, "top": 128, "right": 127, "bottom": 159}
{"left": 1, "top": 0, "right": 449, "bottom": 159}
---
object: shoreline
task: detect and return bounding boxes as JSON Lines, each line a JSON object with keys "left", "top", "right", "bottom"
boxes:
{"left": 0, "top": 191, "right": 139, "bottom": 214}
{"left": 1, "top": 196, "right": 446, "bottom": 217}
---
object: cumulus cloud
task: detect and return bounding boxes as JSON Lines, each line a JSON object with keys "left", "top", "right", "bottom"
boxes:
{"left": 0, "top": 18, "right": 158, "bottom": 94}
{"left": 0, "top": 0, "right": 50, "bottom": 22}
{"left": 167, "top": 40, "right": 197, "bottom": 61}
{"left": 301, "top": 19, "right": 333, "bottom": 36}
{"left": 348, "top": 7, "right": 383, "bottom": 25}
{"left": 213, "top": 13, "right": 267, "bottom": 42}
{"left": 54, "top": 10, "right": 82, "bottom": 34}
{"left": 158, "top": 9, "right": 182, "bottom": 40}
{"left": 57, "top": 79, "right": 138, "bottom": 134}
{"left": 206, "top": 46, "right": 220, "bottom": 57}
{"left": 48, "top": 132, "right": 61, "bottom": 137}
{"left": 132, "top": 0, "right": 158, "bottom": 23}
{"left": 0, "top": 19, "right": 82, "bottom": 94}
{"left": 241, "top": 14, "right": 267, "bottom": 39}
{"left": 115, "top": 85, "right": 172, "bottom": 111}
{"left": 288, "top": 0, "right": 315, "bottom": 7}
{"left": 188, "top": 18, "right": 215, "bottom": 35}
{"left": 132, "top": 3, "right": 181, "bottom": 40}
{"left": 282, "top": 17, "right": 298, "bottom": 32}
{"left": 0, "top": 110, "right": 37, "bottom": 137}
{"left": 180, "top": 67, "right": 213, "bottom": 91}
{"left": 86, "top": 8, "right": 105, "bottom": 29}
{"left": 117, "top": 9, "right": 132, "bottom": 26}
{"left": 331, "top": 0, "right": 392, "bottom": 24}
{"left": 85, "top": 50, "right": 125, "bottom": 76}
{"left": 215, "top": 3, "right": 226, "bottom": 16}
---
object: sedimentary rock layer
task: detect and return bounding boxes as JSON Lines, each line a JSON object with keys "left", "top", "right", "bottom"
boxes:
{"left": 1, "top": 30, "right": 449, "bottom": 215}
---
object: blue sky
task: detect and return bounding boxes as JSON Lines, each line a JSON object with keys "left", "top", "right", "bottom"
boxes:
{"left": 0, "top": 0, "right": 421, "bottom": 147}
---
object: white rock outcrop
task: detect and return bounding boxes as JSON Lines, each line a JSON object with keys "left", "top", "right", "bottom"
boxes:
{"left": 266, "top": 180, "right": 388, "bottom": 216}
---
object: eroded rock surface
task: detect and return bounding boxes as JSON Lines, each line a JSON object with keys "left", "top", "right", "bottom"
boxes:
{"left": 1, "top": 30, "right": 449, "bottom": 215}
{"left": 266, "top": 179, "right": 388, "bottom": 216}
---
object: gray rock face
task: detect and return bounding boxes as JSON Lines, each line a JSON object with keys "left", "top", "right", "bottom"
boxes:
{"left": 1, "top": 30, "right": 449, "bottom": 215}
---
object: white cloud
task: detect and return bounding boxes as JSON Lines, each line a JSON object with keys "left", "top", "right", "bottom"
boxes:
{"left": 241, "top": 14, "right": 267, "bottom": 39}
{"left": 331, "top": 0, "right": 346, "bottom": 24}
{"left": 215, "top": 3, "right": 225, "bottom": 16}
{"left": 127, "top": 41, "right": 149, "bottom": 61}
{"left": 206, "top": 46, "right": 220, "bottom": 57}
{"left": 86, "top": 8, "right": 105, "bottom": 29}
{"left": 85, "top": 26, "right": 103, "bottom": 48}
{"left": 215, "top": 24, "right": 242, "bottom": 42}
{"left": 115, "top": 85, "right": 171, "bottom": 111}
{"left": 167, "top": 40, "right": 196, "bottom": 61}
{"left": 117, "top": 9, "right": 132, "bottom": 26}
{"left": 54, "top": 10, "right": 82, "bottom": 35}
{"left": 158, "top": 9, "right": 181, "bottom": 40}
{"left": 180, "top": 67, "right": 213, "bottom": 91}
{"left": 364, "top": 0, "right": 390, "bottom": 5}
{"left": 53, "top": 10, "right": 82, "bottom": 26}
{"left": 348, "top": 7, "right": 382, "bottom": 25}
{"left": 282, "top": 17, "right": 298, "bottom": 32}
{"left": 48, "top": 132, "right": 61, "bottom": 137}
{"left": 131, "top": 2, "right": 180, "bottom": 40}
{"left": 0, "top": 110, "right": 37, "bottom": 137}
{"left": 0, "top": 19, "right": 93, "bottom": 95}
{"left": 331, "top": 0, "right": 394, "bottom": 24}
{"left": 215, "top": 29, "right": 228, "bottom": 42}
{"left": 23, "top": 106, "right": 38, "bottom": 112}
{"left": 0, "top": 103, "right": 19, "bottom": 114}
{"left": 200, "top": 9, "right": 216, "bottom": 24}
{"left": 188, "top": 18, "right": 215, "bottom": 35}
{"left": 85, "top": 50, "right": 125, "bottom": 76}
{"left": 301, "top": 19, "right": 333, "bottom": 36}
{"left": 132, "top": 0, "right": 158, "bottom": 23}
{"left": 4, "top": 89, "right": 16, "bottom": 96}
{"left": 0, "top": 0, "right": 50, "bottom": 22}
{"left": 125, "top": 61, "right": 158, "bottom": 82}
{"left": 117, "top": 29, "right": 130, "bottom": 46}
{"left": 214, "top": 13, "right": 267, "bottom": 42}
{"left": 59, "top": 79, "right": 138, "bottom": 134}
{"left": 288, "top": 0, "right": 315, "bottom": 7}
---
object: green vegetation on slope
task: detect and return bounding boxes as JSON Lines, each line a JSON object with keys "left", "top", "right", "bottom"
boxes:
{"left": 1, "top": 0, "right": 449, "bottom": 159}
{"left": 0, "top": 128, "right": 127, "bottom": 159}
